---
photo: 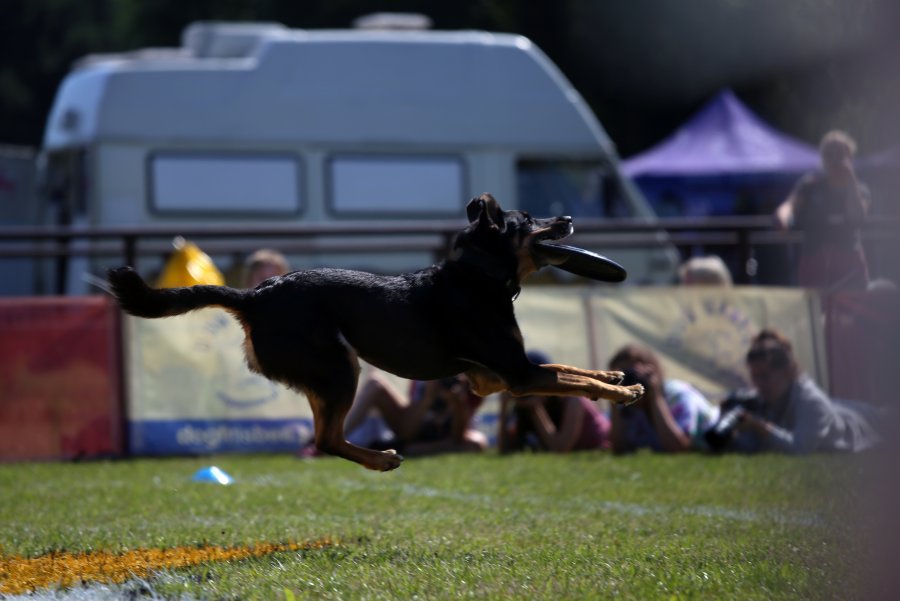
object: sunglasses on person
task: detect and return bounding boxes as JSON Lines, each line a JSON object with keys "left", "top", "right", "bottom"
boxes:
{"left": 746, "top": 347, "right": 790, "bottom": 369}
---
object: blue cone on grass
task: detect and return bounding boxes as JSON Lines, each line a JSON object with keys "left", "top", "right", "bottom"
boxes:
{"left": 192, "top": 466, "right": 234, "bottom": 485}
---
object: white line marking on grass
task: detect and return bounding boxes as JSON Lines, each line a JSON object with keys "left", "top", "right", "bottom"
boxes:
{"left": 558, "top": 496, "right": 823, "bottom": 526}
{"left": 684, "top": 504, "right": 821, "bottom": 527}
{"left": 335, "top": 478, "right": 493, "bottom": 504}
{"left": 0, "top": 577, "right": 184, "bottom": 601}
{"left": 397, "top": 483, "right": 495, "bottom": 504}
{"left": 342, "top": 479, "right": 823, "bottom": 527}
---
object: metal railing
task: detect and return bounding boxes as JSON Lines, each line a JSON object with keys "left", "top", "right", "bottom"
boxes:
{"left": 1, "top": 215, "right": 897, "bottom": 291}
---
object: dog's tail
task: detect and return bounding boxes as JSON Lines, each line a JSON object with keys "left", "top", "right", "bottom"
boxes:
{"left": 107, "top": 266, "right": 246, "bottom": 318}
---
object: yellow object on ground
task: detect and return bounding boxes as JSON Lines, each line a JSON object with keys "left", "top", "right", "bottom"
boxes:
{"left": 0, "top": 538, "right": 337, "bottom": 594}
{"left": 155, "top": 236, "right": 225, "bottom": 288}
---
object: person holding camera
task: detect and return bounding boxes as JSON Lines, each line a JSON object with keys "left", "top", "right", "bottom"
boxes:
{"left": 706, "top": 328, "right": 880, "bottom": 454}
{"left": 608, "top": 343, "right": 719, "bottom": 453}
{"left": 342, "top": 371, "right": 487, "bottom": 457}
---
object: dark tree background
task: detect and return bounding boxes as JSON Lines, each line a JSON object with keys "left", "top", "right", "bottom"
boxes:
{"left": 2, "top": 0, "right": 898, "bottom": 157}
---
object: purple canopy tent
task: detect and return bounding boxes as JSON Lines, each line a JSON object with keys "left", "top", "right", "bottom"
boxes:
{"left": 623, "top": 89, "right": 820, "bottom": 178}
{"left": 622, "top": 89, "right": 822, "bottom": 285}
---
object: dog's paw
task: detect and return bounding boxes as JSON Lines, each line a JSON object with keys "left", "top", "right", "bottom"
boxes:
{"left": 375, "top": 449, "right": 404, "bottom": 472}
{"left": 581, "top": 369, "right": 625, "bottom": 384}
{"left": 603, "top": 370, "right": 625, "bottom": 385}
{"left": 606, "top": 383, "right": 644, "bottom": 406}
{"left": 623, "top": 384, "right": 645, "bottom": 406}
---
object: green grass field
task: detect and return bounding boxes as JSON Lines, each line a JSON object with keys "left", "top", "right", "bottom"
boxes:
{"left": 0, "top": 451, "right": 871, "bottom": 600}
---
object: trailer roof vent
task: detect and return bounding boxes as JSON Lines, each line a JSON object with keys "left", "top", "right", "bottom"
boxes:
{"left": 352, "top": 13, "right": 433, "bottom": 31}
{"left": 182, "top": 21, "right": 288, "bottom": 58}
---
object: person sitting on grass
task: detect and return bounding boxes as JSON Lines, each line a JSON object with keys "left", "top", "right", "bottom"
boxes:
{"left": 720, "top": 328, "right": 882, "bottom": 454}
{"left": 608, "top": 343, "right": 718, "bottom": 453}
{"left": 341, "top": 371, "right": 487, "bottom": 457}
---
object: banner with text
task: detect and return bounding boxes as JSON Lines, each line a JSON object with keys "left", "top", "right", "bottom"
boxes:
{"left": 124, "top": 286, "right": 824, "bottom": 454}
{"left": 126, "top": 309, "right": 314, "bottom": 455}
{"left": 518, "top": 285, "right": 825, "bottom": 404}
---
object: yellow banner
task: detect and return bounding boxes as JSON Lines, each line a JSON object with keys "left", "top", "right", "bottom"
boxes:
{"left": 127, "top": 310, "right": 310, "bottom": 421}
{"left": 124, "top": 286, "right": 824, "bottom": 453}
{"left": 517, "top": 285, "right": 825, "bottom": 403}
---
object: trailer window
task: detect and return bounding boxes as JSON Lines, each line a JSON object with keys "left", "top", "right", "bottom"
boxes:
{"left": 517, "top": 159, "right": 635, "bottom": 218}
{"left": 149, "top": 153, "right": 302, "bottom": 214}
{"left": 328, "top": 155, "right": 464, "bottom": 217}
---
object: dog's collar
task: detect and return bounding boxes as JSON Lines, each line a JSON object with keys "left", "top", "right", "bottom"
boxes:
{"left": 449, "top": 247, "right": 521, "bottom": 299}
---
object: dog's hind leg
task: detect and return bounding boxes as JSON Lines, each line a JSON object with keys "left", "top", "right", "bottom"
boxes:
{"left": 306, "top": 389, "right": 404, "bottom": 472}
{"left": 253, "top": 322, "right": 404, "bottom": 471}
{"left": 297, "top": 344, "right": 403, "bottom": 472}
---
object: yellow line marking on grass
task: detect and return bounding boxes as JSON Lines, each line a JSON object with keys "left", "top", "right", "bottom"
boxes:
{"left": 0, "top": 538, "right": 337, "bottom": 595}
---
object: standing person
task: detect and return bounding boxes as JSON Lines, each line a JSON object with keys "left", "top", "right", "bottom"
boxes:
{"left": 243, "top": 248, "right": 291, "bottom": 287}
{"left": 608, "top": 343, "right": 718, "bottom": 453}
{"left": 717, "top": 328, "right": 881, "bottom": 454}
{"left": 343, "top": 371, "right": 487, "bottom": 457}
{"left": 498, "top": 351, "right": 611, "bottom": 454}
{"left": 774, "top": 130, "right": 872, "bottom": 291}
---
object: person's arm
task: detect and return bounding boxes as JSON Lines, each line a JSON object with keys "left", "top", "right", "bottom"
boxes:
{"left": 741, "top": 380, "right": 832, "bottom": 454}
{"left": 525, "top": 396, "right": 585, "bottom": 453}
{"left": 446, "top": 386, "right": 473, "bottom": 443}
{"left": 774, "top": 194, "right": 796, "bottom": 231}
{"left": 774, "top": 175, "right": 810, "bottom": 230}
{"left": 344, "top": 371, "right": 413, "bottom": 438}
{"left": 739, "top": 413, "right": 794, "bottom": 452}
{"left": 639, "top": 374, "right": 691, "bottom": 453}
{"left": 646, "top": 389, "right": 692, "bottom": 453}
{"left": 609, "top": 403, "right": 629, "bottom": 453}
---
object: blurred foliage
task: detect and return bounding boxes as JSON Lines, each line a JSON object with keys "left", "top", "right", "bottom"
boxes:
{"left": 1, "top": 0, "right": 897, "bottom": 156}
{"left": 567, "top": 0, "right": 900, "bottom": 155}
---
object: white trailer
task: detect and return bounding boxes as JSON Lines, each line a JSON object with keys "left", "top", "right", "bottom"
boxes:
{"left": 40, "top": 20, "right": 679, "bottom": 290}
{"left": 0, "top": 146, "right": 38, "bottom": 294}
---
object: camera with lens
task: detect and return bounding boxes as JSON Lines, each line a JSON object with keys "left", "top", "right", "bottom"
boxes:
{"left": 704, "top": 389, "right": 760, "bottom": 452}
{"left": 620, "top": 368, "right": 650, "bottom": 389}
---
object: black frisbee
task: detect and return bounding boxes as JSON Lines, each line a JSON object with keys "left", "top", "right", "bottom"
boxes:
{"left": 535, "top": 242, "right": 628, "bottom": 282}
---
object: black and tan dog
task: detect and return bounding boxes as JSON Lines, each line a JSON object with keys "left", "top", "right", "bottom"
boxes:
{"left": 108, "top": 194, "right": 644, "bottom": 470}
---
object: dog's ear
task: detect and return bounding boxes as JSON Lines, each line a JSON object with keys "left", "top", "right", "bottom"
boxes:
{"left": 466, "top": 194, "right": 505, "bottom": 231}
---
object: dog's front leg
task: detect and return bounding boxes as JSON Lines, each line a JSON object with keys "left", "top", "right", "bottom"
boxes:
{"left": 467, "top": 364, "right": 642, "bottom": 404}
{"left": 540, "top": 363, "right": 625, "bottom": 385}
{"left": 546, "top": 371, "right": 643, "bottom": 405}
{"left": 504, "top": 367, "right": 643, "bottom": 405}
